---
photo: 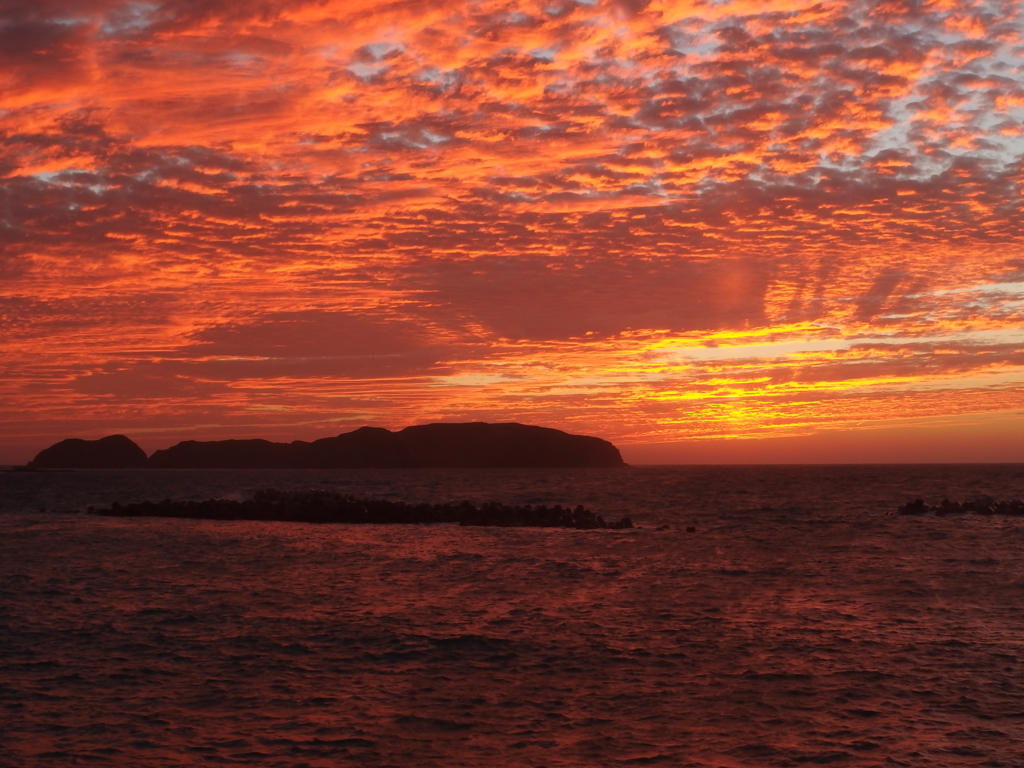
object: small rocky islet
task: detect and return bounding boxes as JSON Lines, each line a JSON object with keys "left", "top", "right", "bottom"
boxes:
{"left": 896, "top": 496, "right": 1024, "bottom": 516}
{"left": 80, "top": 489, "right": 635, "bottom": 530}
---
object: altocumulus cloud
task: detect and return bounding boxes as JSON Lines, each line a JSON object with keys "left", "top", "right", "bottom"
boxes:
{"left": 1, "top": 0, "right": 1022, "bottom": 457}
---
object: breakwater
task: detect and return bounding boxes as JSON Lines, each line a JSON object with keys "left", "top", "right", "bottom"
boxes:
{"left": 81, "top": 488, "right": 635, "bottom": 529}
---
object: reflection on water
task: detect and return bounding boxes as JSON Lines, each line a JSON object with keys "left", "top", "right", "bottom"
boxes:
{"left": 2, "top": 465, "right": 1024, "bottom": 766}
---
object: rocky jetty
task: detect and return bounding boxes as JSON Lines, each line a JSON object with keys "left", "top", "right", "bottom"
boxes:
{"left": 84, "top": 489, "right": 635, "bottom": 529}
{"left": 896, "top": 497, "right": 1024, "bottom": 516}
{"left": 28, "top": 435, "right": 149, "bottom": 469}
{"left": 148, "top": 422, "right": 624, "bottom": 469}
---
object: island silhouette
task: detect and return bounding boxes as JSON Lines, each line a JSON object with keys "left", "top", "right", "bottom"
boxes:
{"left": 28, "top": 422, "right": 625, "bottom": 469}
{"left": 28, "top": 434, "right": 149, "bottom": 469}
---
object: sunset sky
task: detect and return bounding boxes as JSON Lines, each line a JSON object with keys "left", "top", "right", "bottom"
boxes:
{"left": 2, "top": 0, "right": 1023, "bottom": 464}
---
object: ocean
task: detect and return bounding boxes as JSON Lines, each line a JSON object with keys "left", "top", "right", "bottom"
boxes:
{"left": 2, "top": 464, "right": 1024, "bottom": 766}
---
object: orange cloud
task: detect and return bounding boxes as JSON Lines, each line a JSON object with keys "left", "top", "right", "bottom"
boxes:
{"left": 1, "top": 0, "right": 1022, "bottom": 462}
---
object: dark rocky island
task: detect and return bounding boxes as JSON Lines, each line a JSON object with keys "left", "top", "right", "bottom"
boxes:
{"left": 28, "top": 434, "right": 149, "bottom": 469}
{"left": 149, "top": 423, "right": 624, "bottom": 468}
{"left": 85, "top": 489, "right": 635, "bottom": 529}
{"left": 28, "top": 422, "right": 624, "bottom": 469}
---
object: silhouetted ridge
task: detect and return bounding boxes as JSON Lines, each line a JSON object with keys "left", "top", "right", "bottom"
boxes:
{"left": 147, "top": 438, "right": 307, "bottom": 469}
{"left": 85, "top": 489, "right": 635, "bottom": 529}
{"left": 148, "top": 422, "right": 623, "bottom": 468}
{"left": 394, "top": 423, "right": 620, "bottom": 468}
{"left": 29, "top": 435, "right": 148, "bottom": 469}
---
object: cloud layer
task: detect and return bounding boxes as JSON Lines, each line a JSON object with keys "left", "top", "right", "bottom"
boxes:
{"left": 2, "top": 0, "right": 1022, "bottom": 459}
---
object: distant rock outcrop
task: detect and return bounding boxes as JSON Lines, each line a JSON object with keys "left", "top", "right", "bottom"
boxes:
{"left": 28, "top": 435, "right": 149, "bottom": 469}
{"left": 896, "top": 497, "right": 1024, "bottom": 516}
{"left": 148, "top": 422, "right": 624, "bottom": 469}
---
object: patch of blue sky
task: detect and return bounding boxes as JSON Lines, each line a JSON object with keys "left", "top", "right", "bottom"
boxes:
{"left": 100, "top": 2, "right": 160, "bottom": 36}
{"left": 32, "top": 171, "right": 109, "bottom": 195}
{"left": 416, "top": 66, "right": 443, "bottom": 82}
{"left": 984, "top": 123, "right": 1024, "bottom": 166}
{"left": 361, "top": 42, "right": 404, "bottom": 60}
{"left": 530, "top": 46, "right": 559, "bottom": 62}
{"left": 623, "top": 179, "right": 670, "bottom": 199}
{"left": 661, "top": 26, "right": 718, "bottom": 59}
{"left": 941, "top": 91, "right": 1024, "bottom": 160}
{"left": 822, "top": 20, "right": 1022, "bottom": 168}
{"left": 415, "top": 67, "right": 463, "bottom": 89}
{"left": 420, "top": 130, "right": 449, "bottom": 145}
{"left": 860, "top": 97, "right": 915, "bottom": 147}
{"left": 34, "top": 170, "right": 87, "bottom": 184}
{"left": 348, "top": 61, "right": 390, "bottom": 79}
{"left": 836, "top": 92, "right": 1007, "bottom": 177}
{"left": 501, "top": 191, "right": 536, "bottom": 203}
{"left": 378, "top": 130, "right": 449, "bottom": 149}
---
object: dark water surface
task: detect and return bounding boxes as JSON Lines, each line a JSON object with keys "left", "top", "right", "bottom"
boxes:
{"left": 3, "top": 465, "right": 1024, "bottom": 766}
